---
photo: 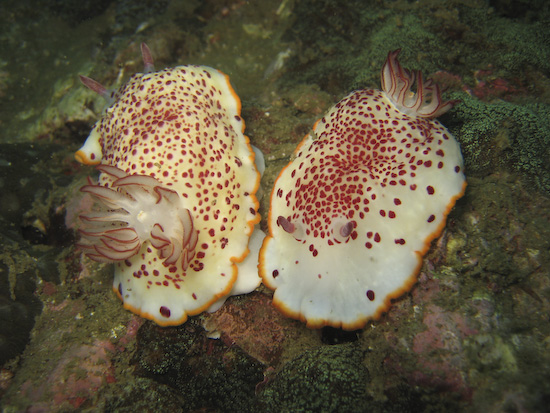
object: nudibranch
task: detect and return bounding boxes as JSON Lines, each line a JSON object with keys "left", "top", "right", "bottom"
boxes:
{"left": 259, "top": 50, "right": 466, "bottom": 330}
{"left": 75, "top": 44, "right": 262, "bottom": 326}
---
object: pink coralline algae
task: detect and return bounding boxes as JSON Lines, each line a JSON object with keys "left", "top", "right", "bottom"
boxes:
{"left": 431, "top": 68, "right": 528, "bottom": 102}
{"left": 413, "top": 304, "right": 478, "bottom": 355}
{"left": 411, "top": 304, "right": 478, "bottom": 400}
{"left": 260, "top": 50, "right": 466, "bottom": 330}
{"left": 202, "top": 292, "right": 309, "bottom": 366}
{"left": 19, "top": 340, "right": 116, "bottom": 410}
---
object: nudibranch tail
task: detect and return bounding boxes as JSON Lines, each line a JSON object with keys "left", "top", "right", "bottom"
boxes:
{"left": 381, "top": 49, "right": 458, "bottom": 118}
{"left": 78, "top": 166, "right": 197, "bottom": 270}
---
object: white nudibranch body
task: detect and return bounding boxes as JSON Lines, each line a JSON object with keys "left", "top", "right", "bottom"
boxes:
{"left": 259, "top": 50, "right": 466, "bottom": 330}
{"left": 75, "top": 44, "right": 263, "bottom": 326}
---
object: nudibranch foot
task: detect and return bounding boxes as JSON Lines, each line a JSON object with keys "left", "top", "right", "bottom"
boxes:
{"left": 260, "top": 49, "right": 466, "bottom": 330}
{"left": 206, "top": 227, "right": 265, "bottom": 313}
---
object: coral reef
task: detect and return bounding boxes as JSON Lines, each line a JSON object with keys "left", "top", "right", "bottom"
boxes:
{"left": 1, "top": 0, "right": 550, "bottom": 411}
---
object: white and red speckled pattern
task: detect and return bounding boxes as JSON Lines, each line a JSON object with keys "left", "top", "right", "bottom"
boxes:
{"left": 76, "top": 49, "right": 261, "bottom": 326}
{"left": 260, "top": 51, "right": 466, "bottom": 330}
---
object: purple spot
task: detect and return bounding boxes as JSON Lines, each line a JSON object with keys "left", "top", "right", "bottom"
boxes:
{"left": 366, "top": 290, "right": 375, "bottom": 301}
{"left": 160, "top": 306, "right": 171, "bottom": 318}
{"left": 272, "top": 269, "right": 279, "bottom": 278}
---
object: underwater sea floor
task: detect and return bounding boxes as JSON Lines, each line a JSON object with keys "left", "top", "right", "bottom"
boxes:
{"left": 1, "top": 0, "right": 550, "bottom": 411}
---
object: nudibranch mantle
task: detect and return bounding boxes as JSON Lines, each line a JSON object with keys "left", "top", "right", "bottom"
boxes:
{"left": 76, "top": 44, "right": 262, "bottom": 326}
{"left": 259, "top": 50, "right": 466, "bottom": 330}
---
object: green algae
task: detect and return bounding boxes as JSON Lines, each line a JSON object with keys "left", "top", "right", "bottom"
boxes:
{"left": 260, "top": 344, "right": 371, "bottom": 412}
{"left": 445, "top": 92, "right": 550, "bottom": 194}
{"left": 0, "top": 1, "right": 110, "bottom": 143}
{"left": 95, "top": 377, "right": 184, "bottom": 412}
{"left": 280, "top": 0, "right": 550, "bottom": 109}
{"left": 445, "top": 176, "right": 549, "bottom": 288}
{"left": 483, "top": 16, "right": 550, "bottom": 75}
{"left": 0, "top": 253, "right": 42, "bottom": 366}
{"left": 134, "top": 321, "right": 264, "bottom": 412}
{"left": 0, "top": 142, "right": 81, "bottom": 367}
{"left": 280, "top": 1, "right": 472, "bottom": 92}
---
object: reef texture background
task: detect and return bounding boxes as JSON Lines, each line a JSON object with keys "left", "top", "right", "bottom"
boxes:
{"left": 1, "top": 0, "right": 550, "bottom": 411}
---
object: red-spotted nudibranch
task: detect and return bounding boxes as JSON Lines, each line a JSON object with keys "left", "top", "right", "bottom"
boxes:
{"left": 75, "top": 44, "right": 263, "bottom": 326}
{"left": 259, "top": 50, "right": 466, "bottom": 330}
